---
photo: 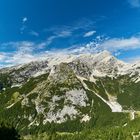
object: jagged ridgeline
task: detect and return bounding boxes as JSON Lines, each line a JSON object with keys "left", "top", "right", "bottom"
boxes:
{"left": 0, "top": 51, "right": 140, "bottom": 139}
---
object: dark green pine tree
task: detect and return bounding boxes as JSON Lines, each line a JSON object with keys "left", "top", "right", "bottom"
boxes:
{"left": 0, "top": 122, "right": 20, "bottom": 140}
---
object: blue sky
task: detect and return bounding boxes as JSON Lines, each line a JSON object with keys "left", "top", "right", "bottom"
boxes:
{"left": 1, "top": 0, "right": 140, "bottom": 66}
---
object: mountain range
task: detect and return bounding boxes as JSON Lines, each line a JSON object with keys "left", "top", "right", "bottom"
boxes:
{"left": 0, "top": 51, "right": 140, "bottom": 140}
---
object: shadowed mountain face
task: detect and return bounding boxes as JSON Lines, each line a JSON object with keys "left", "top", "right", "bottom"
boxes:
{"left": 0, "top": 51, "right": 140, "bottom": 139}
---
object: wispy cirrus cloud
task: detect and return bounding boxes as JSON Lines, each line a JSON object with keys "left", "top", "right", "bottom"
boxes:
{"left": 1, "top": 35, "right": 140, "bottom": 67}
{"left": 84, "top": 31, "right": 96, "bottom": 37}
{"left": 44, "top": 17, "right": 103, "bottom": 45}
{"left": 0, "top": 53, "right": 6, "bottom": 61}
{"left": 128, "top": 0, "right": 140, "bottom": 8}
{"left": 22, "top": 17, "right": 28, "bottom": 23}
{"left": 29, "top": 30, "right": 39, "bottom": 37}
{"left": 1, "top": 41, "right": 35, "bottom": 52}
{"left": 123, "top": 56, "right": 140, "bottom": 63}
{"left": 98, "top": 37, "right": 140, "bottom": 52}
{"left": 45, "top": 18, "right": 97, "bottom": 34}
{"left": 20, "top": 17, "right": 39, "bottom": 37}
{"left": 63, "top": 36, "right": 140, "bottom": 56}
{"left": 45, "top": 30, "right": 72, "bottom": 46}
{"left": 20, "top": 17, "right": 28, "bottom": 34}
{"left": 0, "top": 41, "right": 42, "bottom": 67}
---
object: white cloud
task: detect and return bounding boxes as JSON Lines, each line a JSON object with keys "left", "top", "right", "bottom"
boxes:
{"left": 62, "top": 36, "right": 140, "bottom": 56}
{"left": 1, "top": 41, "right": 35, "bottom": 51}
{"left": 0, "top": 40, "right": 49, "bottom": 67}
{"left": 128, "top": 0, "right": 140, "bottom": 8}
{"left": 55, "top": 31, "right": 71, "bottom": 37}
{"left": 45, "top": 30, "right": 72, "bottom": 46}
{"left": 22, "top": 17, "right": 28, "bottom": 23}
{"left": 0, "top": 53, "right": 5, "bottom": 61}
{"left": 20, "top": 26, "right": 26, "bottom": 34}
{"left": 0, "top": 41, "right": 38, "bottom": 66}
{"left": 44, "top": 17, "right": 101, "bottom": 41}
{"left": 122, "top": 56, "right": 140, "bottom": 63}
{"left": 98, "top": 37, "right": 140, "bottom": 52}
{"left": 45, "top": 18, "right": 96, "bottom": 34}
{"left": 45, "top": 36, "right": 56, "bottom": 46}
{"left": 84, "top": 31, "right": 96, "bottom": 37}
{"left": 5, "top": 53, "right": 36, "bottom": 65}
{"left": 1, "top": 36, "right": 140, "bottom": 67}
{"left": 20, "top": 17, "right": 28, "bottom": 34}
{"left": 29, "top": 30, "right": 39, "bottom": 37}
